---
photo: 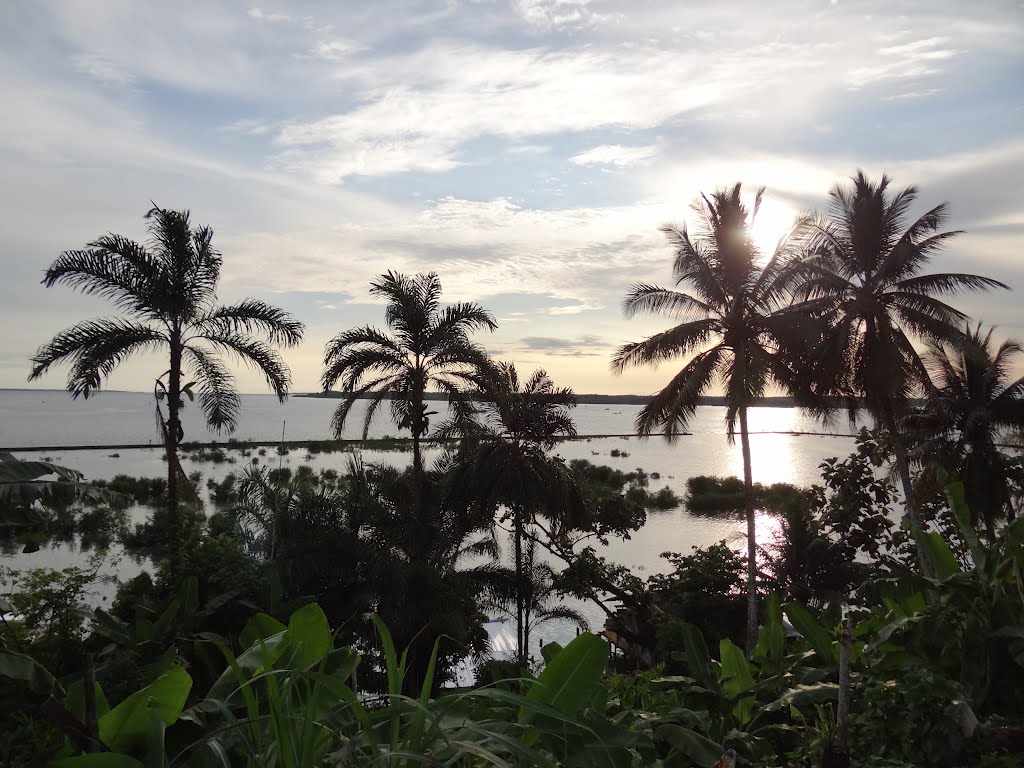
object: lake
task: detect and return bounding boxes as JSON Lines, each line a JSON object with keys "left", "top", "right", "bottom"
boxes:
{"left": 1, "top": 389, "right": 869, "bottom": 653}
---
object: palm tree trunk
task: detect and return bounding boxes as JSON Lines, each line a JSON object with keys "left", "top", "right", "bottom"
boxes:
{"left": 166, "top": 338, "right": 182, "bottom": 544}
{"left": 883, "top": 411, "right": 935, "bottom": 581}
{"left": 411, "top": 385, "right": 425, "bottom": 521}
{"left": 739, "top": 406, "right": 758, "bottom": 653}
{"left": 514, "top": 507, "right": 525, "bottom": 664}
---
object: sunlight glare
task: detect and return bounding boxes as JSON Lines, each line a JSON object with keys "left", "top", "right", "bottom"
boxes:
{"left": 749, "top": 197, "right": 799, "bottom": 260}
{"left": 727, "top": 407, "right": 798, "bottom": 486}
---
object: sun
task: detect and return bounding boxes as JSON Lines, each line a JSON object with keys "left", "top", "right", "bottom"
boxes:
{"left": 748, "top": 196, "right": 800, "bottom": 259}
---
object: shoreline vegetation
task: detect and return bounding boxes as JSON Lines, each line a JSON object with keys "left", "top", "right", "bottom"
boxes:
{"left": 298, "top": 391, "right": 813, "bottom": 407}
{"left": 3, "top": 387, "right": 819, "bottom": 406}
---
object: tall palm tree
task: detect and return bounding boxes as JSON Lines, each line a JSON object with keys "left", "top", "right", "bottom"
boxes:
{"left": 793, "top": 172, "right": 1007, "bottom": 571}
{"left": 321, "top": 271, "right": 497, "bottom": 513}
{"left": 28, "top": 205, "right": 304, "bottom": 537}
{"left": 441, "top": 362, "right": 583, "bottom": 663}
{"left": 911, "top": 325, "right": 1024, "bottom": 539}
{"left": 612, "top": 184, "right": 811, "bottom": 651}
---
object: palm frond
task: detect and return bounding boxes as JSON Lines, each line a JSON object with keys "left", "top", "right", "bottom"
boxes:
{"left": 195, "top": 331, "right": 290, "bottom": 400}
{"left": 42, "top": 245, "right": 156, "bottom": 317}
{"left": 611, "top": 318, "right": 718, "bottom": 371}
{"left": 29, "top": 318, "right": 167, "bottom": 398}
{"left": 183, "top": 345, "right": 241, "bottom": 434}
{"left": 622, "top": 284, "right": 712, "bottom": 321}
{"left": 895, "top": 272, "right": 1009, "bottom": 296}
{"left": 195, "top": 299, "right": 305, "bottom": 347}
{"left": 635, "top": 346, "right": 724, "bottom": 440}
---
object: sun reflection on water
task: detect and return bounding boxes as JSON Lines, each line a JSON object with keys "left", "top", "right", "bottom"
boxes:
{"left": 725, "top": 407, "right": 799, "bottom": 486}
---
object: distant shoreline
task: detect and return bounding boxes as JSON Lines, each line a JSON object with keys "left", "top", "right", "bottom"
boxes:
{"left": 2, "top": 431, "right": 866, "bottom": 453}
{"left": 295, "top": 392, "right": 803, "bottom": 407}
{"left": 2, "top": 388, "right": 796, "bottom": 407}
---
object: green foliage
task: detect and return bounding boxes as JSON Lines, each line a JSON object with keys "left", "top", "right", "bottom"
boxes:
{"left": 0, "top": 554, "right": 107, "bottom": 675}
{"left": 648, "top": 542, "right": 747, "bottom": 662}
{"left": 849, "top": 668, "right": 967, "bottom": 767}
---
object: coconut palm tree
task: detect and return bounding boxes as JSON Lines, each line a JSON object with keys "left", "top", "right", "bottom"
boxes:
{"left": 441, "top": 362, "right": 584, "bottom": 663}
{"left": 793, "top": 172, "right": 1007, "bottom": 570}
{"left": 28, "top": 205, "right": 304, "bottom": 536}
{"left": 612, "top": 183, "right": 812, "bottom": 651}
{"left": 321, "top": 271, "right": 497, "bottom": 514}
{"left": 911, "top": 324, "right": 1024, "bottom": 539}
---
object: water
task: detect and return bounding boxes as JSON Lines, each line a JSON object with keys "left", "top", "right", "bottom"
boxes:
{"left": 1, "top": 389, "right": 868, "bottom": 652}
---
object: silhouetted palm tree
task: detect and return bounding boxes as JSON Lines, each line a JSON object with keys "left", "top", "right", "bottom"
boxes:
{"left": 911, "top": 325, "right": 1024, "bottom": 539}
{"left": 793, "top": 172, "right": 1007, "bottom": 570}
{"left": 613, "top": 184, "right": 811, "bottom": 651}
{"left": 441, "top": 362, "right": 582, "bottom": 662}
{"left": 517, "top": 536, "right": 590, "bottom": 655}
{"left": 352, "top": 456, "right": 506, "bottom": 693}
{"left": 321, "top": 272, "right": 497, "bottom": 514}
{"left": 28, "top": 205, "right": 304, "bottom": 536}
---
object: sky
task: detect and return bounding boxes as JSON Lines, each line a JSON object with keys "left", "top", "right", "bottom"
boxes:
{"left": 1, "top": 0, "right": 1022, "bottom": 397}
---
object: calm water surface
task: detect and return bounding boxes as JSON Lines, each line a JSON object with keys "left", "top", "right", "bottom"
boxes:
{"left": 1, "top": 390, "right": 868, "bottom": 650}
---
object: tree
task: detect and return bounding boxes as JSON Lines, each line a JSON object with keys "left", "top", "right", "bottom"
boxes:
{"left": 515, "top": 536, "right": 590, "bottom": 659}
{"left": 794, "top": 172, "right": 1007, "bottom": 570}
{"left": 320, "top": 271, "right": 497, "bottom": 515}
{"left": 347, "top": 456, "right": 506, "bottom": 694}
{"left": 28, "top": 205, "right": 304, "bottom": 540}
{"left": 442, "top": 363, "right": 583, "bottom": 663}
{"left": 911, "top": 324, "right": 1024, "bottom": 539}
{"left": 612, "top": 184, "right": 811, "bottom": 651}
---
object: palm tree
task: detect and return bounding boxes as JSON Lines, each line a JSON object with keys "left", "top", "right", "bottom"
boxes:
{"left": 612, "top": 184, "right": 811, "bottom": 651}
{"left": 911, "top": 324, "right": 1024, "bottom": 539}
{"left": 793, "top": 172, "right": 1007, "bottom": 570}
{"left": 321, "top": 271, "right": 497, "bottom": 514}
{"left": 517, "top": 536, "right": 590, "bottom": 656}
{"left": 28, "top": 205, "right": 304, "bottom": 538}
{"left": 441, "top": 362, "right": 583, "bottom": 663}
{"left": 350, "top": 455, "right": 507, "bottom": 693}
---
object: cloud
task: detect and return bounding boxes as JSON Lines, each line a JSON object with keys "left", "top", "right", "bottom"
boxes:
{"left": 521, "top": 334, "right": 609, "bottom": 356}
{"left": 311, "top": 39, "right": 361, "bottom": 61}
{"left": 72, "top": 53, "right": 134, "bottom": 86}
{"left": 513, "top": 0, "right": 617, "bottom": 29}
{"left": 268, "top": 38, "right": 795, "bottom": 180}
{"left": 570, "top": 144, "right": 659, "bottom": 167}
{"left": 219, "top": 117, "right": 277, "bottom": 135}
{"left": 540, "top": 301, "right": 606, "bottom": 315}
{"left": 884, "top": 88, "right": 945, "bottom": 101}
{"left": 1, "top": 0, "right": 1021, "bottom": 395}
{"left": 847, "top": 36, "right": 961, "bottom": 89}
{"left": 247, "top": 7, "right": 292, "bottom": 23}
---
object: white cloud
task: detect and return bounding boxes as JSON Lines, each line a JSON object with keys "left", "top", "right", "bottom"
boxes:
{"left": 847, "top": 35, "right": 962, "bottom": 89}
{"left": 513, "top": 0, "right": 617, "bottom": 29}
{"left": 884, "top": 88, "right": 945, "bottom": 101}
{"left": 570, "top": 144, "right": 658, "bottom": 167}
{"left": 541, "top": 302, "right": 606, "bottom": 315}
{"left": 311, "top": 39, "right": 361, "bottom": 62}
{"left": 72, "top": 53, "right": 134, "bottom": 86}
{"left": 248, "top": 7, "right": 292, "bottom": 23}
{"left": 219, "top": 117, "right": 276, "bottom": 135}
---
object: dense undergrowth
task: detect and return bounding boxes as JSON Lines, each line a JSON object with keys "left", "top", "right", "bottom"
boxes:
{"left": 3, "top": 434, "right": 1024, "bottom": 766}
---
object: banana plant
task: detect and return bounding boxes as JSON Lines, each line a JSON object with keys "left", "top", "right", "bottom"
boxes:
{"left": 640, "top": 597, "right": 839, "bottom": 767}
{"left": 858, "top": 474, "right": 1024, "bottom": 716}
{"left": 4, "top": 604, "right": 649, "bottom": 767}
